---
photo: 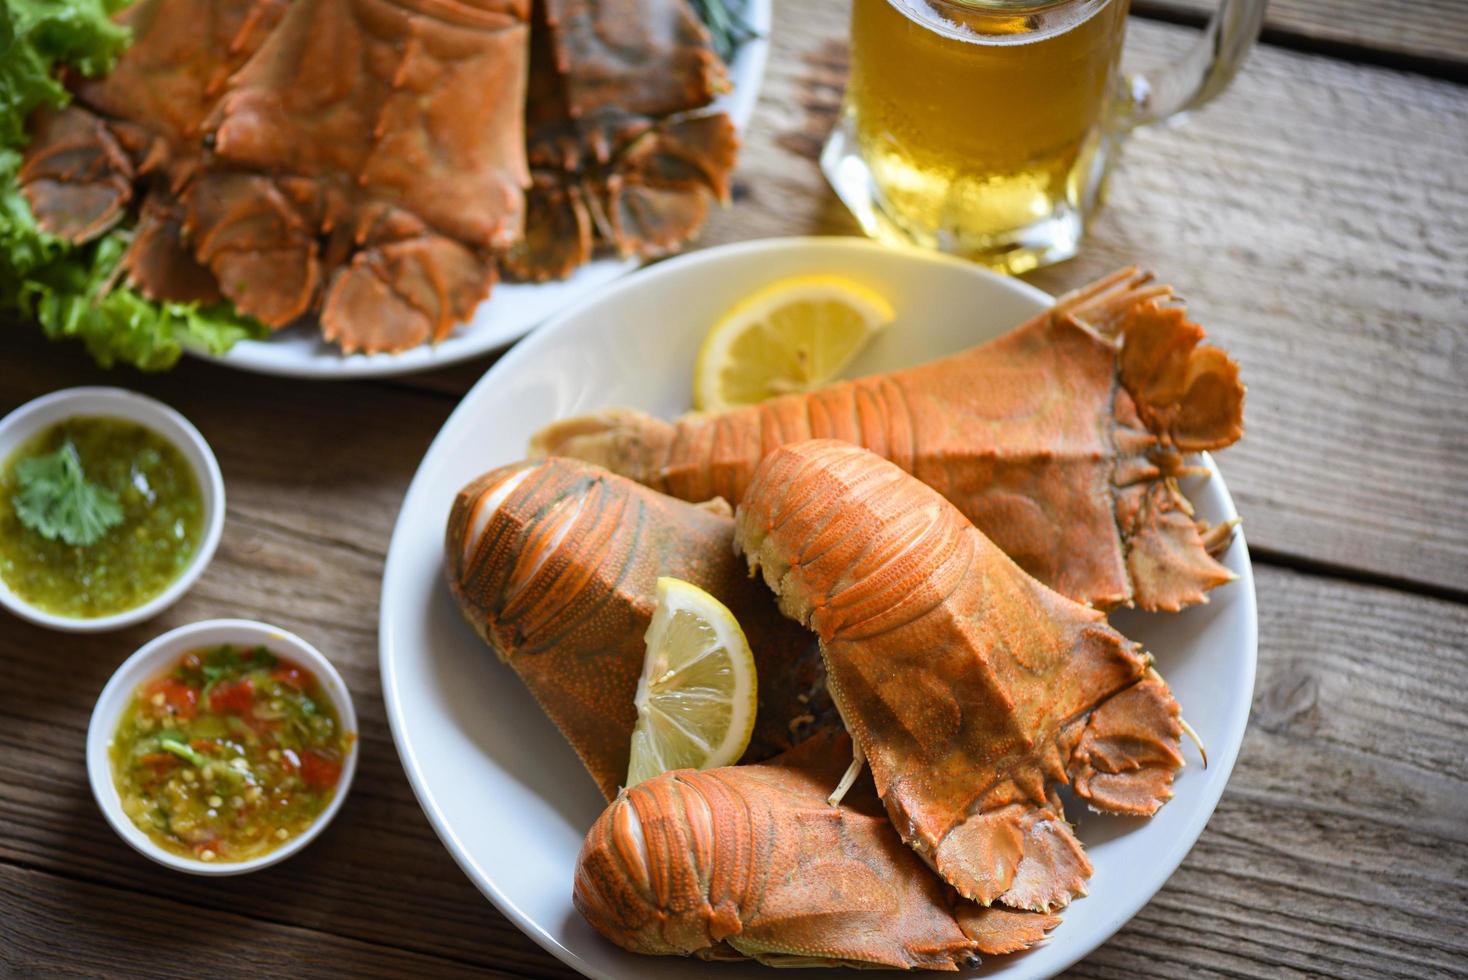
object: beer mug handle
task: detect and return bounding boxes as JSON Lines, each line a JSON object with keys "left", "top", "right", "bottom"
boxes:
{"left": 1120, "top": 0, "right": 1267, "bottom": 128}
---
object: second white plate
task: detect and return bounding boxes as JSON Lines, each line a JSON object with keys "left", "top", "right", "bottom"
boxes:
{"left": 380, "top": 237, "right": 1258, "bottom": 979}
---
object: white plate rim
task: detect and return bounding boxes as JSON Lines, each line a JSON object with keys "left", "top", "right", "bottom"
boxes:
{"left": 193, "top": 0, "right": 774, "bottom": 380}
{"left": 379, "top": 236, "right": 1259, "bottom": 979}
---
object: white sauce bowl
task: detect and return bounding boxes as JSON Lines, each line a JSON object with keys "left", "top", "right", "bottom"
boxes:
{"left": 87, "top": 619, "right": 359, "bottom": 876}
{"left": 0, "top": 386, "right": 225, "bottom": 632}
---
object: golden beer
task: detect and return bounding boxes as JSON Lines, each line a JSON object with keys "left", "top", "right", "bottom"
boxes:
{"left": 824, "top": 0, "right": 1132, "bottom": 273}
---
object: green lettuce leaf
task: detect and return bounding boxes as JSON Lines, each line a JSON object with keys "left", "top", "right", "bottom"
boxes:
{"left": 0, "top": 0, "right": 127, "bottom": 145}
{"left": 0, "top": 0, "right": 267, "bottom": 371}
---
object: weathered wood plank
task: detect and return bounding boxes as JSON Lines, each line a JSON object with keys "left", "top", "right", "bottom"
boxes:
{"left": 0, "top": 326, "right": 1463, "bottom": 978}
{"left": 1, "top": 4, "right": 1465, "bottom": 977}
{"left": 1073, "top": 566, "right": 1468, "bottom": 980}
{"left": 1135, "top": 0, "right": 1468, "bottom": 76}
{"left": 0, "top": 862, "right": 515, "bottom": 978}
{"left": 689, "top": 3, "right": 1468, "bottom": 596}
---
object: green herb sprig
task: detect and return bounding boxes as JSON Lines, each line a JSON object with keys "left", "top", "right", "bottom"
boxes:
{"left": 13, "top": 439, "right": 123, "bottom": 546}
{"left": 157, "top": 733, "right": 208, "bottom": 768}
{"left": 689, "top": 0, "right": 759, "bottom": 65}
{"left": 200, "top": 644, "right": 277, "bottom": 685}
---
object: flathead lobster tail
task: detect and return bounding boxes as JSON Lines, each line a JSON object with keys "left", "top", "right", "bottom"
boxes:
{"left": 18, "top": 0, "right": 293, "bottom": 248}
{"left": 732, "top": 441, "right": 1185, "bottom": 912}
{"left": 573, "top": 732, "right": 1060, "bottom": 969}
{"left": 530, "top": 268, "right": 1246, "bottom": 613}
{"left": 1063, "top": 268, "right": 1244, "bottom": 612}
{"left": 22, "top": 0, "right": 531, "bottom": 353}
{"left": 445, "top": 457, "right": 829, "bottom": 801}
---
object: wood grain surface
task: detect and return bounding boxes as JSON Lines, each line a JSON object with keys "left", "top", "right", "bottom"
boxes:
{"left": 2, "top": 1, "right": 1466, "bottom": 977}
{"left": 680, "top": 8, "right": 1468, "bottom": 599}
{"left": 1136, "top": 0, "right": 1468, "bottom": 76}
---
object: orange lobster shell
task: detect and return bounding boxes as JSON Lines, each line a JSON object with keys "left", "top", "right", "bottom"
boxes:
{"left": 574, "top": 732, "right": 1060, "bottom": 969}
{"left": 734, "top": 441, "right": 1185, "bottom": 911}
{"left": 533, "top": 268, "right": 1245, "bottom": 612}
{"left": 445, "top": 457, "right": 831, "bottom": 800}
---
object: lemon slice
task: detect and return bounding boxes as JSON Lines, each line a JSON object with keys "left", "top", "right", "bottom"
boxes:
{"left": 625, "top": 577, "right": 758, "bottom": 788}
{"left": 693, "top": 275, "right": 896, "bottom": 411}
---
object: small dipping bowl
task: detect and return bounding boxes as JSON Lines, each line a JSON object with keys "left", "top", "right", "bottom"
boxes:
{"left": 87, "top": 619, "right": 359, "bottom": 876}
{"left": 0, "top": 387, "right": 225, "bottom": 632}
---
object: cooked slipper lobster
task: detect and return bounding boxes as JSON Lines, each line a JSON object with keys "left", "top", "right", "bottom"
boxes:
{"left": 19, "top": 0, "right": 291, "bottom": 309}
{"left": 533, "top": 268, "right": 1245, "bottom": 612}
{"left": 445, "top": 457, "right": 832, "bottom": 800}
{"left": 504, "top": 0, "right": 738, "bottom": 281}
{"left": 733, "top": 440, "right": 1186, "bottom": 912}
{"left": 19, "top": 0, "right": 738, "bottom": 353}
{"left": 574, "top": 731, "right": 1061, "bottom": 969}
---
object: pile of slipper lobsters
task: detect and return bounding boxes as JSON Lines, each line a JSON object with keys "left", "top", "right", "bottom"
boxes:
{"left": 447, "top": 267, "right": 1245, "bottom": 969}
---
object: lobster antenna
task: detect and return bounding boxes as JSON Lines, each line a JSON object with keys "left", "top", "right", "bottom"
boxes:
{"left": 828, "top": 737, "right": 866, "bottom": 808}
{"left": 1147, "top": 664, "right": 1208, "bottom": 768}
{"left": 1179, "top": 715, "right": 1209, "bottom": 769}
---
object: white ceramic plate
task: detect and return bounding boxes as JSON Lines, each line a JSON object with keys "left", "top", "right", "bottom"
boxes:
{"left": 198, "top": 1, "right": 772, "bottom": 380}
{"left": 380, "top": 237, "right": 1258, "bottom": 979}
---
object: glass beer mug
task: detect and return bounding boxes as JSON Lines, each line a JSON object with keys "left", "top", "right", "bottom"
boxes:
{"left": 822, "top": 0, "right": 1267, "bottom": 274}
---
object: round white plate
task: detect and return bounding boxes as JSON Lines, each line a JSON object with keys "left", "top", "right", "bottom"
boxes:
{"left": 197, "top": 0, "right": 773, "bottom": 380}
{"left": 380, "top": 237, "right": 1258, "bottom": 979}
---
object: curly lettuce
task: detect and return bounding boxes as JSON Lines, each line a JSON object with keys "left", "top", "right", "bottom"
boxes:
{"left": 0, "top": 0, "right": 265, "bottom": 371}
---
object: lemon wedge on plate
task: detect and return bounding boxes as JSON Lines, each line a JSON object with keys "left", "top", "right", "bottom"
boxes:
{"left": 693, "top": 275, "right": 896, "bottom": 411}
{"left": 625, "top": 577, "right": 758, "bottom": 789}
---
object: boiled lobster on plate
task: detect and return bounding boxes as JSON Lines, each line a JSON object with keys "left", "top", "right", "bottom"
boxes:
{"left": 19, "top": 0, "right": 738, "bottom": 353}
{"left": 446, "top": 272, "right": 1244, "bottom": 969}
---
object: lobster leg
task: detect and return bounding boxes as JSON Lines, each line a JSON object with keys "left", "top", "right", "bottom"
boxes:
{"left": 19, "top": 105, "right": 135, "bottom": 243}
{"left": 507, "top": 0, "right": 737, "bottom": 281}
{"left": 122, "top": 191, "right": 223, "bottom": 304}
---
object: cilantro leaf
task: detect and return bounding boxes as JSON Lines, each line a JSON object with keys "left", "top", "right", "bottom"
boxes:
{"left": 245, "top": 644, "right": 277, "bottom": 670}
{"left": 201, "top": 645, "right": 240, "bottom": 685}
{"left": 13, "top": 440, "right": 123, "bottom": 546}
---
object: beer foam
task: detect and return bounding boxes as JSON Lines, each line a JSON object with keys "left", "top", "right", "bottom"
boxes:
{"left": 887, "top": 0, "right": 1110, "bottom": 46}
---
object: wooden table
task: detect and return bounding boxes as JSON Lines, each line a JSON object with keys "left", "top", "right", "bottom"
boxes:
{"left": 4, "top": 2, "right": 1465, "bottom": 976}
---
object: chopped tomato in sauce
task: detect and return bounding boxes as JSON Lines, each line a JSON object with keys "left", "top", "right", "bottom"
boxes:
{"left": 110, "top": 644, "right": 353, "bottom": 863}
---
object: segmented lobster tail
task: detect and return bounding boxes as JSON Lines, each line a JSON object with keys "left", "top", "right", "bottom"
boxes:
{"left": 733, "top": 441, "right": 1185, "bottom": 912}
{"left": 445, "top": 457, "right": 831, "bottom": 801}
{"left": 574, "top": 733, "right": 1059, "bottom": 968}
{"left": 530, "top": 267, "right": 1246, "bottom": 614}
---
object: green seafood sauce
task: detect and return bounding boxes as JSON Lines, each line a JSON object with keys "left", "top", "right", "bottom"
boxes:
{"left": 0, "top": 417, "right": 203, "bottom": 618}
